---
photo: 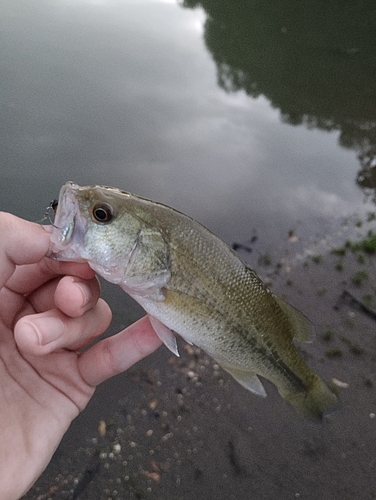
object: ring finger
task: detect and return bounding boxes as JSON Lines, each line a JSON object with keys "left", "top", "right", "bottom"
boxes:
{"left": 27, "top": 275, "right": 102, "bottom": 317}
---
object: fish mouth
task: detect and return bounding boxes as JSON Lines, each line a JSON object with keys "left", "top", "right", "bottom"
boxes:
{"left": 49, "top": 182, "right": 88, "bottom": 261}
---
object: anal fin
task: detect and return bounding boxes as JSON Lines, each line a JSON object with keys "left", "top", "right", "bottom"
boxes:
{"left": 222, "top": 365, "right": 267, "bottom": 397}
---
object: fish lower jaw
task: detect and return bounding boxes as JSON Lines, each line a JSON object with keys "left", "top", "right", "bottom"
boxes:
{"left": 49, "top": 234, "right": 85, "bottom": 261}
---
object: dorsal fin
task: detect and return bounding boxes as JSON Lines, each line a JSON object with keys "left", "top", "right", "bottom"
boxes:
{"left": 273, "top": 295, "right": 315, "bottom": 343}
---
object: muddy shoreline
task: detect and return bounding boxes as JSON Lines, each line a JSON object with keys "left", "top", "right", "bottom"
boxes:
{"left": 23, "top": 229, "right": 376, "bottom": 500}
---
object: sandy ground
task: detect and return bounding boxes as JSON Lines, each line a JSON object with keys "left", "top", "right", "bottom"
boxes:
{"left": 23, "top": 226, "right": 376, "bottom": 500}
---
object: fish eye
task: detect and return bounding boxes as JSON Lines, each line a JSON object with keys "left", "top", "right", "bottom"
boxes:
{"left": 92, "top": 203, "right": 114, "bottom": 223}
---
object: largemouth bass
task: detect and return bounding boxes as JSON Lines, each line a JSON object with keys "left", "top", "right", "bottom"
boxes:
{"left": 50, "top": 182, "right": 338, "bottom": 420}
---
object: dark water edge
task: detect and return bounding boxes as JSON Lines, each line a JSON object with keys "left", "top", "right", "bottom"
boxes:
{"left": 23, "top": 223, "right": 376, "bottom": 500}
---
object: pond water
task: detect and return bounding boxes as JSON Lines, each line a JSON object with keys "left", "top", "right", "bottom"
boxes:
{"left": 2, "top": 0, "right": 375, "bottom": 253}
{"left": 2, "top": 2, "right": 376, "bottom": 499}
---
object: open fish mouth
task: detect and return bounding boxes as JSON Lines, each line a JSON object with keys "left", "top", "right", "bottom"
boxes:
{"left": 49, "top": 182, "right": 88, "bottom": 261}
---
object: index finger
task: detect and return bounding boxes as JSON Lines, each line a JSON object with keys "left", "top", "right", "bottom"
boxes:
{"left": 0, "top": 213, "right": 51, "bottom": 289}
{"left": 0, "top": 213, "right": 94, "bottom": 293}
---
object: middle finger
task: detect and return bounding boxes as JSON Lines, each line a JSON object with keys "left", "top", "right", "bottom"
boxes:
{"left": 7, "top": 258, "right": 95, "bottom": 297}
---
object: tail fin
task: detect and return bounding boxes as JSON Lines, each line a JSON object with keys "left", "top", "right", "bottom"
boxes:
{"left": 283, "top": 375, "right": 339, "bottom": 421}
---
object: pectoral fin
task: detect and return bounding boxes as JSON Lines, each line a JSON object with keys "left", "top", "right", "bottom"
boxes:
{"left": 222, "top": 365, "right": 267, "bottom": 397}
{"left": 148, "top": 315, "right": 179, "bottom": 357}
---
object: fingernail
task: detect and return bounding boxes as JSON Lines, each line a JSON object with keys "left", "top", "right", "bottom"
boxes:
{"left": 30, "top": 317, "right": 66, "bottom": 345}
{"left": 73, "top": 281, "right": 91, "bottom": 307}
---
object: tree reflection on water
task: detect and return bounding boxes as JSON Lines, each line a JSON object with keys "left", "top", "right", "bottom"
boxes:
{"left": 182, "top": 0, "right": 376, "bottom": 201}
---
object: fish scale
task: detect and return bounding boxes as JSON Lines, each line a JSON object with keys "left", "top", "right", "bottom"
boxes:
{"left": 50, "top": 181, "right": 338, "bottom": 420}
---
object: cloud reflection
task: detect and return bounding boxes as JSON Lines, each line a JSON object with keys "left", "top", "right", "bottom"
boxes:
{"left": 0, "top": 0, "right": 367, "bottom": 250}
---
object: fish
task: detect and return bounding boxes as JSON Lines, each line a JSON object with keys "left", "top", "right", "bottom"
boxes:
{"left": 50, "top": 181, "right": 338, "bottom": 420}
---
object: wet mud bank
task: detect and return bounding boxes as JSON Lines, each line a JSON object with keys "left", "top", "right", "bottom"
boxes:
{"left": 23, "top": 224, "right": 376, "bottom": 500}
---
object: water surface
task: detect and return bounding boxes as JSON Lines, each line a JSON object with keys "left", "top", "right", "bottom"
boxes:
{"left": 2, "top": 0, "right": 375, "bottom": 252}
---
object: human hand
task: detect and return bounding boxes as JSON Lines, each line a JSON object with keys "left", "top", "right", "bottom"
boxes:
{"left": 0, "top": 213, "right": 162, "bottom": 499}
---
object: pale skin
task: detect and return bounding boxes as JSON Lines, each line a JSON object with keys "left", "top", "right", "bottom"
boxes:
{"left": 0, "top": 213, "right": 162, "bottom": 499}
